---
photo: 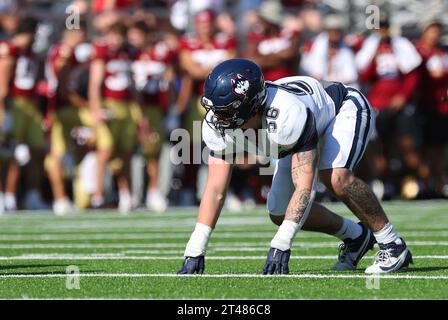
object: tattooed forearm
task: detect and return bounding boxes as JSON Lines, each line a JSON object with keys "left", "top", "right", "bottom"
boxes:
{"left": 284, "top": 149, "right": 318, "bottom": 224}
{"left": 285, "top": 188, "right": 312, "bottom": 223}
{"left": 342, "top": 177, "right": 389, "bottom": 231}
{"left": 291, "top": 149, "right": 319, "bottom": 181}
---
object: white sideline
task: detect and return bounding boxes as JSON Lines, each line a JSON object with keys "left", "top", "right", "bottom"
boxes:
{"left": 0, "top": 254, "right": 448, "bottom": 260}
{"left": 0, "top": 273, "right": 447, "bottom": 280}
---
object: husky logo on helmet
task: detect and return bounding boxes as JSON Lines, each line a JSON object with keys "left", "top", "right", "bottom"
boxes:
{"left": 231, "top": 74, "right": 250, "bottom": 96}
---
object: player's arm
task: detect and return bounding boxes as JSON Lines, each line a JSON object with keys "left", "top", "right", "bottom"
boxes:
{"left": 196, "top": 155, "right": 233, "bottom": 227}
{"left": 262, "top": 149, "right": 318, "bottom": 275}
{"left": 263, "top": 108, "right": 319, "bottom": 275}
{"left": 0, "top": 54, "right": 14, "bottom": 126}
{"left": 285, "top": 149, "right": 318, "bottom": 224}
{"left": 179, "top": 50, "right": 211, "bottom": 80}
{"left": 88, "top": 59, "right": 106, "bottom": 121}
{"left": 247, "top": 37, "right": 298, "bottom": 69}
{"left": 178, "top": 155, "right": 233, "bottom": 274}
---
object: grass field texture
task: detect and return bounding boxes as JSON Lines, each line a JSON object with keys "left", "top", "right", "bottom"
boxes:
{"left": 0, "top": 200, "right": 447, "bottom": 299}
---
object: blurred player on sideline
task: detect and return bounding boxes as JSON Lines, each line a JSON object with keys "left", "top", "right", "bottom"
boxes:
{"left": 245, "top": 0, "right": 299, "bottom": 81}
{"left": 178, "top": 9, "right": 236, "bottom": 203}
{"left": 45, "top": 23, "right": 112, "bottom": 215}
{"left": 88, "top": 22, "right": 135, "bottom": 212}
{"left": 415, "top": 20, "right": 448, "bottom": 198}
{"left": 0, "top": 17, "right": 48, "bottom": 210}
{"left": 128, "top": 21, "right": 177, "bottom": 212}
{"left": 355, "top": 15, "right": 428, "bottom": 198}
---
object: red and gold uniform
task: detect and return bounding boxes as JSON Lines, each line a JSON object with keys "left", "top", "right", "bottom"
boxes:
{"left": 91, "top": 42, "right": 136, "bottom": 154}
{"left": 132, "top": 41, "right": 176, "bottom": 158}
{"left": 0, "top": 40, "right": 44, "bottom": 149}
{"left": 46, "top": 42, "right": 111, "bottom": 158}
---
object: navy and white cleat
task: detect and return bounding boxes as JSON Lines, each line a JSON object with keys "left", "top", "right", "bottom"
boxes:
{"left": 333, "top": 222, "right": 376, "bottom": 271}
{"left": 365, "top": 239, "right": 413, "bottom": 274}
{"left": 177, "top": 256, "right": 205, "bottom": 274}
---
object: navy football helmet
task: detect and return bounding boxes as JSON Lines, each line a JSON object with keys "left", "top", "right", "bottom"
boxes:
{"left": 201, "top": 58, "right": 267, "bottom": 132}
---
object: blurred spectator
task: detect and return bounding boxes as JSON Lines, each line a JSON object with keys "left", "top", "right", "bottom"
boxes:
{"left": 415, "top": 20, "right": 448, "bottom": 197}
{"left": 169, "top": 0, "right": 234, "bottom": 34}
{"left": 0, "top": 0, "right": 19, "bottom": 41}
{"left": 301, "top": 14, "right": 358, "bottom": 87}
{"left": 355, "top": 13, "right": 428, "bottom": 199}
{"left": 129, "top": 20, "right": 177, "bottom": 212}
{"left": 88, "top": 22, "right": 135, "bottom": 212}
{"left": 44, "top": 23, "right": 112, "bottom": 213}
{"left": 0, "top": 17, "right": 48, "bottom": 210}
{"left": 177, "top": 9, "right": 236, "bottom": 204}
{"left": 245, "top": 0, "right": 300, "bottom": 81}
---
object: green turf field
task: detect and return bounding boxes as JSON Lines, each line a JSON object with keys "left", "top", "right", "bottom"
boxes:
{"left": 0, "top": 200, "right": 447, "bottom": 299}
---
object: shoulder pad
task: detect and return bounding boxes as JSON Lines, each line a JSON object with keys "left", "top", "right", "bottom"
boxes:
{"left": 264, "top": 88, "right": 308, "bottom": 149}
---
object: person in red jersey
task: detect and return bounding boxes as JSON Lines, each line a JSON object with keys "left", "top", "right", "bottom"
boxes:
{"left": 128, "top": 21, "right": 177, "bottom": 212}
{"left": 88, "top": 22, "right": 136, "bottom": 212}
{"left": 415, "top": 21, "right": 448, "bottom": 197}
{"left": 179, "top": 9, "right": 236, "bottom": 127}
{"left": 177, "top": 9, "right": 236, "bottom": 204}
{"left": 0, "top": 17, "right": 48, "bottom": 210}
{"left": 355, "top": 15, "right": 428, "bottom": 198}
{"left": 245, "top": 0, "right": 299, "bottom": 81}
{"left": 45, "top": 23, "right": 112, "bottom": 215}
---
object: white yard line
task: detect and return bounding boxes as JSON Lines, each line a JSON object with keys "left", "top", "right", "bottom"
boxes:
{"left": 0, "top": 273, "right": 447, "bottom": 280}
{"left": 0, "top": 232, "right": 448, "bottom": 241}
{"left": 0, "top": 254, "right": 448, "bottom": 260}
{"left": 1, "top": 240, "right": 448, "bottom": 249}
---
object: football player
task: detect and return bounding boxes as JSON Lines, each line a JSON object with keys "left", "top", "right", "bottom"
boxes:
{"left": 45, "top": 23, "right": 112, "bottom": 214}
{"left": 88, "top": 22, "right": 136, "bottom": 212}
{"left": 178, "top": 58, "right": 413, "bottom": 275}
{"left": 0, "top": 17, "right": 48, "bottom": 210}
{"left": 128, "top": 21, "right": 176, "bottom": 212}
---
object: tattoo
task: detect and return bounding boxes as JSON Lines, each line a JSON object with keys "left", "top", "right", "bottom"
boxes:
{"left": 285, "top": 149, "right": 318, "bottom": 224}
{"left": 342, "top": 177, "right": 389, "bottom": 231}
{"left": 285, "top": 188, "right": 312, "bottom": 223}
{"left": 291, "top": 149, "right": 319, "bottom": 178}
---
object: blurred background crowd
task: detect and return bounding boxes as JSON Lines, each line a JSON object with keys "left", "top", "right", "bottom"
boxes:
{"left": 0, "top": 0, "right": 447, "bottom": 215}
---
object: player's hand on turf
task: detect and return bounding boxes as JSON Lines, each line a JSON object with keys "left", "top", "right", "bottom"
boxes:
{"left": 177, "top": 256, "right": 205, "bottom": 274}
{"left": 262, "top": 248, "right": 291, "bottom": 275}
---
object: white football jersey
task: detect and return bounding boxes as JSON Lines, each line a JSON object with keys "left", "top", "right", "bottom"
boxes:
{"left": 202, "top": 76, "right": 346, "bottom": 160}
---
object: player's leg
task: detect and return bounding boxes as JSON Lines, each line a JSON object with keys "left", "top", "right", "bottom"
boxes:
{"left": 267, "top": 155, "right": 369, "bottom": 270}
{"left": 115, "top": 101, "right": 137, "bottom": 213}
{"left": 47, "top": 107, "right": 82, "bottom": 215}
{"left": 4, "top": 97, "right": 27, "bottom": 210}
{"left": 91, "top": 100, "right": 114, "bottom": 208}
{"left": 140, "top": 106, "right": 167, "bottom": 212}
{"left": 4, "top": 160, "right": 19, "bottom": 210}
{"left": 24, "top": 98, "right": 48, "bottom": 210}
{"left": 320, "top": 88, "right": 412, "bottom": 273}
